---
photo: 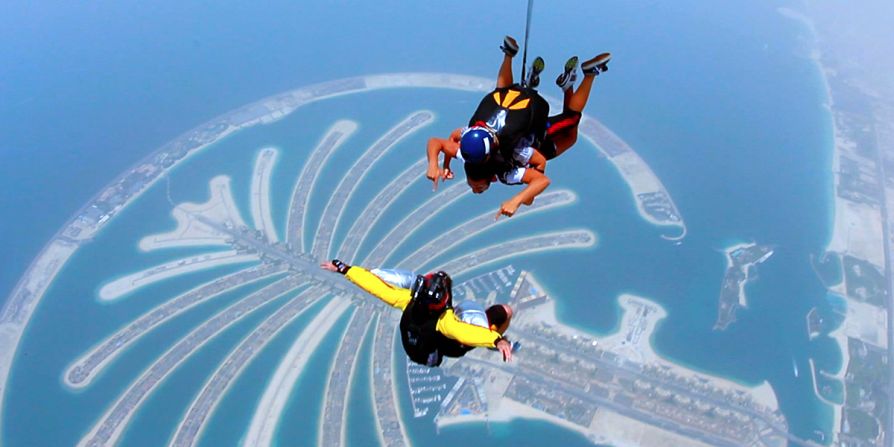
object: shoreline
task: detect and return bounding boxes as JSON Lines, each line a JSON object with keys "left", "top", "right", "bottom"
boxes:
{"left": 442, "top": 292, "right": 779, "bottom": 446}
{"left": 97, "top": 251, "right": 258, "bottom": 301}
{"left": 139, "top": 175, "right": 248, "bottom": 251}
{"left": 250, "top": 147, "right": 281, "bottom": 244}
{"left": 517, "top": 293, "right": 779, "bottom": 411}
{"left": 779, "top": 5, "right": 888, "bottom": 442}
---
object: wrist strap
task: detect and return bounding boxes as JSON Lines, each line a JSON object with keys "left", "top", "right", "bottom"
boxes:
{"left": 331, "top": 259, "right": 350, "bottom": 275}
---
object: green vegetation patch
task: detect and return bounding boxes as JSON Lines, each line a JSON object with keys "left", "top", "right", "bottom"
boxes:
{"left": 842, "top": 256, "right": 887, "bottom": 306}
{"left": 843, "top": 338, "right": 890, "bottom": 441}
{"left": 815, "top": 373, "right": 844, "bottom": 405}
{"left": 844, "top": 409, "right": 879, "bottom": 441}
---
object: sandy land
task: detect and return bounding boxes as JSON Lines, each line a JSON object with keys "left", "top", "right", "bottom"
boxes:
{"left": 170, "top": 289, "right": 326, "bottom": 447}
{"left": 65, "top": 266, "right": 285, "bottom": 389}
{"left": 315, "top": 110, "right": 433, "bottom": 260}
{"left": 316, "top": 309, "right": 374, "bottom": 447}
{"left": 827, "top": 195, "right": 885, "bottom": 268}
{"left": 724, "top": 243, "right": 753, "bottom": 307}
{"left": 595, "top": 140, "right": 685, "bottom": 232}
{"left": 437, "top": 394, "right": 714, "bottom": 447}
{"left": 722, "top": 242, "right": 774, "bottom": 308}
{"left": 0, "top": 240, "right": 78, "bottom": 428}
{"left": 140, "top": 175, "right": 249, "bottom": 251}
{"left": 842, "top": 299, "right": 888, "bottom": 348}
{"left": 517, "top": 293, "right": 779, "bottom": 411}
{"left": 436, "top": 393, "right": 586, "bottom": 434}
{"left": 250, "top": 147, "right": 280, "bottom": 244}
{"left": 286, "top": 120, "right": 358, "bottom": 252}
{"left": 787, "top": 8, "right": 872, "bottom": 437}
{"left": 98, "top": 251, "right": 258, "bottom": 301}
{"left": 244, "top": 298, "right": 350, "bottom": 447}
{"left": 589, "top": 407, "right": 715, "bottom": 447}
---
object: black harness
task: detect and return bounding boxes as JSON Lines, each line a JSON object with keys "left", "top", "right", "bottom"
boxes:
{"left": 468, "top": 84, "right": 550, "bottom": 167}
{"left": 399, "top": 300, "right": 454, "bottom": 367}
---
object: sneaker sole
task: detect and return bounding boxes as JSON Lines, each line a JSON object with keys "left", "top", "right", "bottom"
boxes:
{"left": 501, "top": 36, "right": 519, "bottom": 56}
{"left": 531, "top": 57, "right": 545, "bottom": 74}
{"left": 582, "top": 53, "right": 612, "bottom": 71}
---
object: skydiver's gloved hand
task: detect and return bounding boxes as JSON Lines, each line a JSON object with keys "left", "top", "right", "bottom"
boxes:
{"left": 320, "top": 259, "right": 351, "bottom": 274}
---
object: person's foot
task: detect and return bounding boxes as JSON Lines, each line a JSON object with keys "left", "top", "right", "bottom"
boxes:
{"left": 500, "top": 36, "right": 519, "bottom": 57}
{"left": 582, "top": 52, "right": 612, "bottom": 75}
{"left": 555, "top": 56, "right": 579, "bottom": 91}
{"left": 527, "top": 56, "right": 545, "bottom": 88}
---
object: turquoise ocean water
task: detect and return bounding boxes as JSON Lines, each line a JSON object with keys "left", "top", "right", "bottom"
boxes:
{"left": 2, "top": 0, "right": 843, "bottom": 445}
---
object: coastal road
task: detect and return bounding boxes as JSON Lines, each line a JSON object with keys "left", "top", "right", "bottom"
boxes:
{"left": 870, "top": 124, "right": 894, "bottom": 447}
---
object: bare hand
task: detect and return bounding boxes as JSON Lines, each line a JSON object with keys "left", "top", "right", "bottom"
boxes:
{"left": 320, "top": 261, "right": 339, "bottom": 272}
{"left": 496, "top": 339, "right": 513, "bottom": 362}
{"left": 426, "top": 165, "right": 443, "bottom": 191}
{"left": 495, "top": 200, "right": 520, "bottom": 220}
{"left": 443, "top": 167, "right": 453, "bottom": 180}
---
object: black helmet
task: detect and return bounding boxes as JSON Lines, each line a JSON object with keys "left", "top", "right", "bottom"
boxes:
{"left": 410, "top": 271, "right": 452, "bottom": 311}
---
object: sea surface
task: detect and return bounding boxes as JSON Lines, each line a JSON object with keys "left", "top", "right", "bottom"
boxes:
{"left": 1, "top": 0, "right": 842, "bottom": 445}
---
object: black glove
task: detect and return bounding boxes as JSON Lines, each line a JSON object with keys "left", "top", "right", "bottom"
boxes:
{"left": 331, "top": 259, "right": 351, "bottom": 275}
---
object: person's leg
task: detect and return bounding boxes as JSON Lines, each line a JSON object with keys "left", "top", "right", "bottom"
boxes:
{"left": 567, "top": 71, "right": 596, "bottom": 113}
{"left": 550, "top": 131, "right": 578, "bottom": 158}
{"left": 497, "top": 36, "right": 518, "bottom": 88}
{"left": 545, "top": 53, "right": 611, "bottom": 158}
{"left": 542, "top": 110, "right": 582, "bottom": 159}
{"left": 568, "top": 52, "right": 611, "bottom": 112}
{"left": 497, "top": 54, "right": 514, "bottom": 88}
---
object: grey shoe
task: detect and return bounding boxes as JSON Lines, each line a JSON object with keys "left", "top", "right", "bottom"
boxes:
{"left": 556, "top": 56, "right": 579, "bottom": 91}
{"left": 582, "top": 53, "right": 612, "bottom": 75}
{"left": 500, "top": 35, "right": 519, "bottom": 57}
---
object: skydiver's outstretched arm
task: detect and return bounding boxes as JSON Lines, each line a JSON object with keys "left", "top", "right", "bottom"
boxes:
{"left": 496, "top": 168, "right": 551, "bottom": 219}
{"left": 321, "top": 260, "right": 411, "bottom": 310}
{"left": 437, "top": 310, "right": 513, "bottom": 361}
{"left": 425, "top": 128, "right": 462, "bottom": 190}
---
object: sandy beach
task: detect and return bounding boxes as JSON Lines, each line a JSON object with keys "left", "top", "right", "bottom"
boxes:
{"left": 140, "top": 175, "right": 249, "bottom": 251}
{"left": 250, "top": 147, "right": 280, "bottom": 244}
{"left": 98, "top": 250, "right": 258, "bottom": 301}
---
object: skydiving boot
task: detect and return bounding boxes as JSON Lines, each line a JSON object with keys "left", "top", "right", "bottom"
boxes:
{"left": 555, "top": 56, "right": 579, "bottom": 91}
{"left": 581, "top": 53, "right": 612, "bottom": 75}
{"left": 527, "top": 56, "right": 545, "bottom": 88}
{"left": 500, "top": 35, "right": 519, "bottom": 57}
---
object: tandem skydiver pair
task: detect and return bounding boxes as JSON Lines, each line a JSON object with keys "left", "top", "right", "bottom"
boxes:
{"left": 426, "top": 35, "right": 611, "bottom": 219}
{"left": 323, "top": 35, "right": 611, "bottom": 368}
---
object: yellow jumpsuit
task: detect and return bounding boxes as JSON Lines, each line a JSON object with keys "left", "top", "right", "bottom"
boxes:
{"left": 345, "top": 267, "right": 502, "bottom": 348}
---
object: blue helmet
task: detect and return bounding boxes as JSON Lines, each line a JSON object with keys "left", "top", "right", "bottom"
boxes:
{"left": 460, "top": 127, "right": 495, "bottom": 163}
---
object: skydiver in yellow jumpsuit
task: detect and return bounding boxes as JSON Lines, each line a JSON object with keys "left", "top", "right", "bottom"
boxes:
{"left": 321, "top": 259, "right": 513, "bottom": 367}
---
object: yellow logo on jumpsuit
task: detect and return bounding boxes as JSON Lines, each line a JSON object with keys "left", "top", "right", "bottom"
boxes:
{"left": 492, "top": 89, "right": 531, "bottom": 110}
